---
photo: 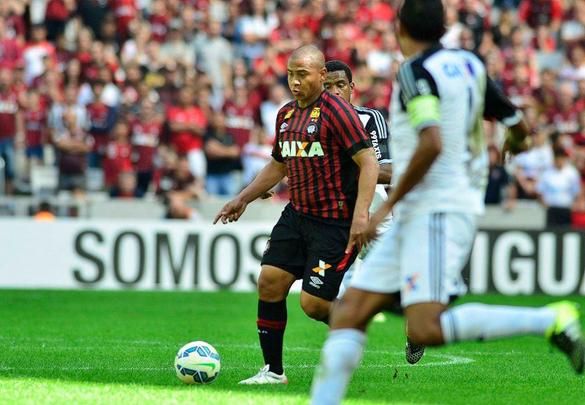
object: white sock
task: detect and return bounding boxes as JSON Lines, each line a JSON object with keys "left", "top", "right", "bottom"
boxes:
{"left": 440, "top": 303, "right": 557, "bottom": 343}
{"left": 310, "top": 329, "right": 365, "bottom": 405}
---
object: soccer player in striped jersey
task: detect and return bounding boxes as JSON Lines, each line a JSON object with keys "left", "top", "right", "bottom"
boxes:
{"left": 215, "top": 45, "right": 379, "bottom": 385}
{"left": 311, "top": 1, "right": 584, "bottom": 403}
{"left": 323, "top": 60, "right": 392, "bottom": 298}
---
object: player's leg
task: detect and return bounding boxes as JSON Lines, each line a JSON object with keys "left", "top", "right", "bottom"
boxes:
{"left": 310, "top": 225, "right": 401, "bottom": 405}
{"left": 240, "top": 206, "right": 306, "bottom": 384}
{"left": 255, "top": 265, "right": 296, "bottom": 376}
{"left": 403, "top": 213, "right": 585, "bottom": 373}
{"left": 311, "top": 288, "right": 396, "bottom": 405}
{"left": 299, "top": 291, "right": 331, "bottom": 323}
{"left": 300, "top": 217, "right": 359, "bottom": 324}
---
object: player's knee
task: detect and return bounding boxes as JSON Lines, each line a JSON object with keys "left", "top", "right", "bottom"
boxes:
{"left": 257, "top": 271, "right": 290, "bottom": 301}
{"left": 300, "top": 295, "right": 330, "bottom": 321}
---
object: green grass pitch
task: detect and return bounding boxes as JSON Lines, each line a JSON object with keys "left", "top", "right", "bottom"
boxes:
{"left": 0, "top": 290, "right": 583, "bottom": 404}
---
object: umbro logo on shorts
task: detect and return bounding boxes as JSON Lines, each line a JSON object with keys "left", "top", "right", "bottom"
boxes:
{"left": 310, "top": 276, "right": 323, "bottom": 286}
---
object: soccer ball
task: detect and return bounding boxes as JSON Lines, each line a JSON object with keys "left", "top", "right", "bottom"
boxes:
{"left": 174, "top": 341, "right": 221, "bottom": 384}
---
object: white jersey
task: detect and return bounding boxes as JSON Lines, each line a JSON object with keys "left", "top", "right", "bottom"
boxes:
{"left": 390, "top": 46, "right": 521, "bottom": 220}
{"left": 354, "top": 106, "right": 391, "bottom": 213}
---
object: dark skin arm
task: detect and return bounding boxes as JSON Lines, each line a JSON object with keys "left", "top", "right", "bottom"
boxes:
{"left": 365, "top": 126, "right": 442, "bottom": 241}
{"left": 378, "top": 163, "right": 392, "bottom": 185}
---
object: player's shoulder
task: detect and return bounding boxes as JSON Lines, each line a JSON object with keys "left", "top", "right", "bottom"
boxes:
{"left": 354, "top": 105, "right": 385, "bottom": 120}
{"left": 354, "top": 106, "right": 388, "bottom": 134}
{"left": 321, "top": 91, "right": 353, "bottom": 111}
{"left": 276, "top": 100, "right": 296, "bottom": 119}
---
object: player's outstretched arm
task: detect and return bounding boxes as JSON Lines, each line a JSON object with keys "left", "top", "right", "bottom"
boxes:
{"left": 213, "top": 158, "right": 286, "bottom": 224}
{"left": 346, "top": 148, "right": 379, "bottom": 253}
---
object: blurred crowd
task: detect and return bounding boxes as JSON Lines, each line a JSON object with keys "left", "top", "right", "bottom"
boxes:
{"left": 0, "top": 0, "right": 584, "bottom": 223}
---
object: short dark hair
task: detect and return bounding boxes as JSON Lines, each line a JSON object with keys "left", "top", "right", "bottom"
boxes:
{"left": 398, "top": 0, "right": 446, "bottom": 43}
{"left": 325, "top": 60, "right": 353, "bottom": 83}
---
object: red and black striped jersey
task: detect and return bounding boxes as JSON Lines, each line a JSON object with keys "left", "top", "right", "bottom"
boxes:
{"left": 272, "top": 91, "right": 372, "bottom": 222}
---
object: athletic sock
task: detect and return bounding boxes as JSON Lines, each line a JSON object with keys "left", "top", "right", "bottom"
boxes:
{"left": 310, "top": 329, "right": 365, "bottom": 405}
{"left": 440, "top": 303, "right": 557, "bottom": 343}
{"left": 257, "top": 299, "right": 287, "bottom": 375}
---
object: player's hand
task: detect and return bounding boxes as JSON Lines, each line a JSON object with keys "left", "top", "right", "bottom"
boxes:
{"left": 213, "top": 198, "right": 248, "bottom": 224}
{"left": 502, "top": 135, "right": 532, "bottom": 163}
{"left": 363, "top": 210, "right": 383, "bottom": 243}
{"left": 346, "top": 214, "right": 369, "bottom": 254}
{"left": 364, "top": 202, "right": 393, "bottom": 244}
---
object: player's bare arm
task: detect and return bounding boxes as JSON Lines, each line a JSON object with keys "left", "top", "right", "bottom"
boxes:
{"left": 366, "top": 126, "right": 442, "bottom": 241}
{"left": 378, "top": 163, "right": 392, "bottom": 184}
{"left": 347, "top": 147, "right": 379, "bottom": 252}
{"left": 213, "top": 158, "right": 286, "bottom": 224}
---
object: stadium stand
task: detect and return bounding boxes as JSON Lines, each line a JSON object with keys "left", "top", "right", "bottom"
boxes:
{"left": 0, "top": 0, "right": 583, "bottom": 225}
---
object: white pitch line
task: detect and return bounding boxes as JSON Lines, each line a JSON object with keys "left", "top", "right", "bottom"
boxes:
{"left": 0, "top": 353, "right": 473, "bottom": 372}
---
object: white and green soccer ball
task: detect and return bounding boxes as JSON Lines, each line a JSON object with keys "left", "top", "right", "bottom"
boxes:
{"left": 174, "top": 341, "right": 221, "bottom": 384}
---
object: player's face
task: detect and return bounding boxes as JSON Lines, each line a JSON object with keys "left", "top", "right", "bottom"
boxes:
{"left": 395, "top": 19, "right": 409, "bottom": 56}
{"left": 287, "top": 57, "right": 325, "bottom": 105}
{"left": 323, "top": 70, "right": 353, "bottom": 103}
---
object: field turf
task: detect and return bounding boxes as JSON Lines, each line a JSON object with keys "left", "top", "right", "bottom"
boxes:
{"left": 0, "top": 290, "right": 583, "bottom": 404}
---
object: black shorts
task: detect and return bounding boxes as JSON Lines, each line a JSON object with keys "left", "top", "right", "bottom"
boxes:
{"left": 261, "top": 204, "right": 357, "bottom": 301}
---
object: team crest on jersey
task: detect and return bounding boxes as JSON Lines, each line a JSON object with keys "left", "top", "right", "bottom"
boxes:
{"left": 284, "top": 109, "right": 294, "bottom": 119}
{"left": 307, "top": 123, "right": 317, "bottom": 135}
{"left": 310, "top": 107, "right": 321, "bottom": 120}
{"left": 279, "top": 141, "right": 324, "bottom": 158}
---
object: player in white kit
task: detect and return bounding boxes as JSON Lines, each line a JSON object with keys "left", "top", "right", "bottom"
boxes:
{"left": 322, "top": 60, "right": 392, "bottom": 300}
{"left": 311, "top": 1, "right": 584, "bottom": 404}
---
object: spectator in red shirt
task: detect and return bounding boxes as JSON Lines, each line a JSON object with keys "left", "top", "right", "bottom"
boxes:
{"left": 110, "top": 0, "right": 138, "bottom": 41}
{"left": 519, "top": 0, "right": 563, "bottom": 32}
{"left": 0, "top": 2, "right": 25, "bottom": 42}
{"left": 103, "top": 120, "right": 133, "bottom": 190}
{"left": 505, "top": 64, "right": 535, "bottom": 108}
{"left": 223, "top": 86, "right": 257, "bottom": 148}
{"left": 166, "top": 86, "right": 207, "bottom": 179}
{"left": 549, "top": 82, "right": 581, "bottom": 136}
{"left": 0, "top": 17, "right": 23, "bottom": 69}
{"left": 24, "top": 90, "right": 47, "bottom": 167}
{"left": 0, "top": 67, "right": 23, "bottom": 194}
{"left": 149, "top": 0, "right": 170, "bottom": 43}
{"left": 87, "top": 80, "right": 117, "bottom": 167}
{"left": 44, "top": 0, "right": 75, "bottom": 40}
{"left": 131, "top": 100, "right": 163, "bottom": 195}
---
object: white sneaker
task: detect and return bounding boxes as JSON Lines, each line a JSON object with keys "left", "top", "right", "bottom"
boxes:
{"left": 238, "top": 365, "right": 289, "bottom": 385}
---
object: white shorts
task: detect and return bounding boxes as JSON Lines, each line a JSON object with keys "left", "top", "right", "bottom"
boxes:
{"left": 187, "top": 149, "right": 207, "bottom": 179}
{"left": 350, "top": 212, "right": 476, "bottom": 307}
{"left": 337, "top": 214, "right": 393, "bottom": 299}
